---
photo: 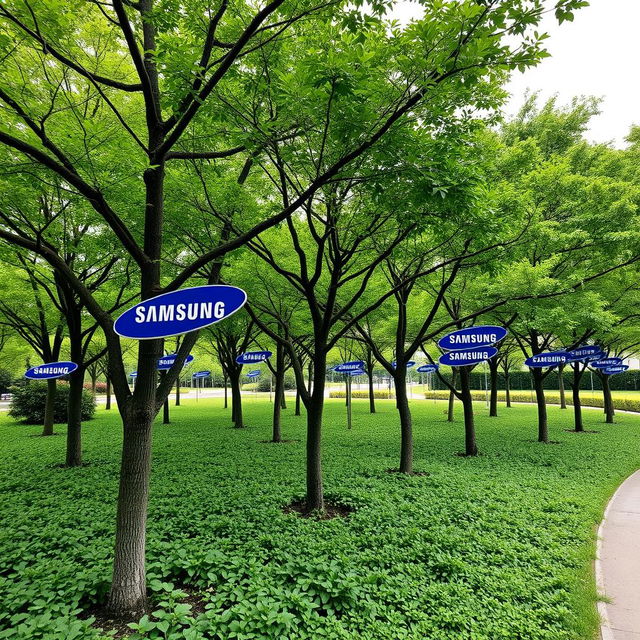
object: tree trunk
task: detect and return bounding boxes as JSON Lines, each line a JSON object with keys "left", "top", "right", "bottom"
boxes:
{"left": 175, "top": 378, "right": 180, "bottom": 406}
{"left": 105, "top": 406, "right": 154, "bottom": 618}
{"left": 272, "top": 344, "right": 284, "bottom": 442}
{"left": 160, "top": 372, "right": 169, "bottom": 424}
{"left": 66, "top": 368, "right": 85, "bottom": 466}
{"left": 572, "top": 365, "right": 583, "bottom": 432}
{"left": 106, "top": 377, "right": 112, "bottom": 410}
{"left": 558, "top": 364, "right": 567, "bottom": 409}
{"left": 602, "top": 374, "right": 614, "bottom": 423}
{"left": 505, "top": 372, "right": 511, "bottom": 408}
{"left": 532, "top": 369, "right": 548, "bottom": 443}
{"left": 459, "top": 366, "right": 477, "bottom": 456}
{"left": 488, "top": 358, "right": 498, "bottom": 418}
{"left": 229, "top": 370, "right": 243, "bottom": 428}
{"left": 280, "top": 386, "right": 286, "bottom": 409}
{"left": 394, "top": 370, "right": 413, "bottom": 473}
{"left": 295, "top": 388, "right": 301, "bottom": 416}
{"left": 305, "top": 357, "right": 326, "bottom": 512}
{"left": 223, "top": 373, "right": 228, "bottom": 409}
{"left": 447, "top": 369, "right": 457, "bottom": 422}
{"left": 43, "top": 378, "right": 56, "bottom": 436}
{"left": 368, "top": 368, "right": 376, "bottom": 413}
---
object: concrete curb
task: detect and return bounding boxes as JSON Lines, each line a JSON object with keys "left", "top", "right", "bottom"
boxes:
{"left": 596, "top": 470, "right": 640, "bottom": 639}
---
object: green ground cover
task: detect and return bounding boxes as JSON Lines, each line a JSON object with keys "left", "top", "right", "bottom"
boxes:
{"left": 1, "top": 398, "right": 639, "bottom": 640}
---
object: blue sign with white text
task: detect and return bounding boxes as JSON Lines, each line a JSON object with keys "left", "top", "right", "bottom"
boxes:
{"left": 567, "top": 346, "right": 603, "bottom": 362}
{"left": 392, "top": 361, "right": 416, "bottom": 368}
{"left": 590, "top": 357, "right": 623, "bottom": 369}
{"left": 439, "top": 347, "right": 498, "bottom": 367}
{"left": 334, "top": 361, "right": 365, "bottom": 373}
{"left": 603, "top": 365, "right": 629, "bottom": 375}
{"left": 192, "top": 370, "right": 211, "bottom": 378}
{"left": 417, "top": 364, "right": 439, "bottom": 373}
{"left": 246, "top": 370, "right": 261, "bottom": 378}
{"left": 438, "top": 326, "right": 507, "bottom": 351}
{"left": 25, "top": 362, "right": 78, "bottom": 380}
{"left": 157, "top": 354, "right": 194, "bottom": 370}
{"left": 114, "top": 285, "right": 247, "bottom": 340}
{"left": 236, "top": 351, "right": 272, "bottom": 364}
{"left": 525, "top": 352, "right": 571, "bottom": 368}
{"left": 348, "top": 369, "right": 366, "bottom": 376}
{"left": 130, "top": 371, "right": 137, "bottom": 378}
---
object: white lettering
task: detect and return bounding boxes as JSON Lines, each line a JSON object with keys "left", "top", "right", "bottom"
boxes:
{"left": 214, "top": 302, "right": 225, "bottom": 318}
{"left": 187, "top": 304, "right": 198, "bottom": 320}
{"left": 136, "top": 306, "right": 146, "bottom": 323}
{"left": 158, "top": 305, "right": 174, "bottom": 322}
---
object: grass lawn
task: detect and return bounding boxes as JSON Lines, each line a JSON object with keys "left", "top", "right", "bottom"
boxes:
{"left": 1, "top": 398, "right": 640, "bottom": 639}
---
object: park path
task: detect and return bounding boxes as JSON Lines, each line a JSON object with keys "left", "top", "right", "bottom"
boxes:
{"left": 598, "top": 470, "right": 640, "bottom": 639}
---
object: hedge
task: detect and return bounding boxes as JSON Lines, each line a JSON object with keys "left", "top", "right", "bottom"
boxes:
{"left": 329, "top": 390, "right": 395, "bottom": 399}
{"left": 9, "top": 383, "right": 96, "bottom": 424}
{"left": 422, "top": 389, "right": 640, "bottom": 413}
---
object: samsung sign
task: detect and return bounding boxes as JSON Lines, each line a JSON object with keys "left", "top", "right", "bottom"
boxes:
{"left": 438, "top": 326, "right": 507, "bottom": 351}
{"left": 114, "top": 285, "right": 247, "bottom": 340}
{"left": 157, "top": 354, "right": 194, "bottom": 370}
{"left": 25, "top": 362, "right": 78, "bottom": 380}
{"left": 417, "top": 364, "right": 439, "bottom": 373}
{"left": 236, "top": 351, "right": 272, "bottom": 364}
{"left": 525, "top": 352, "right": 570, "bottom": 368}
{"left": 334, "top": 361, "right": 365, "bottom": 373}
{"left": 439, "top": 347, "right": 498, "bottom": 367}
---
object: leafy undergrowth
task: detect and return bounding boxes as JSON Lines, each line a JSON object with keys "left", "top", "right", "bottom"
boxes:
{"left": 1, "top": 398, "right": 640, "bottom": 639}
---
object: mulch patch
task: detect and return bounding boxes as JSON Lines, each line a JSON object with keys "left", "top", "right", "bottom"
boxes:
{"left": 283, "top": 499, "right": 354, "bottom": 520}
{"left": 83, "top": 607, "right": 135, "bottom": 639}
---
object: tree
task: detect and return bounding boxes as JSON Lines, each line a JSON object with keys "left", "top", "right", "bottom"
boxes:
{"left": 0, "top": 0, "right": 592, "bottom": 614}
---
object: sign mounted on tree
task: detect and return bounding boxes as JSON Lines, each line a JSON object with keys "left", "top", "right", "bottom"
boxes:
{"left": 25, "top": 362, "right": 78, "bottom": 380}
{"left": 525, "top": 352, "right": 571, "bottom": 368}
{"left": 439, "top": 347, "right": 498, "bottom": 367}
{"left": 246, "top": 370, "right": 261, "bottom": 378}
{"left": 157, "top": 354, "right": 194, "bottom": 370}
{"left": 192, "top": 370, "right": 211, "bottom": 378}
{"left": 567, "top": 345, "right": 603, "bottom": 362}
{"left": 590, "top": 357, "right": 623, "bottom": 369}
{"left": 236, "top": 351, "right": 272, "bottom": 364}
{"left": 334, "top": 361, "right": 365, "bottom": 373}
{"left": 114, "top": 285, "right": 247, "bottom": 340}
{"left": 603, "top": 365, "right": 629, "bottom": 375}
{"left": 417, "top": 364, "right": 439, "bottom": 373}
{"left": 438, "top": 326, "right": 507, "bottom": 351}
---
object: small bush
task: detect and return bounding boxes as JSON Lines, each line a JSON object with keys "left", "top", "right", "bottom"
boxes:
{"left": 9, "top": 382, "right": 96, "bottom": 424}
{"left": 329, "top": 390, "right": 395, "bottom": 399}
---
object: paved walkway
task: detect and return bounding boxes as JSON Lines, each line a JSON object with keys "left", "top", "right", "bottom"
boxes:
{"left": 598, "top": 470, "right": 640, "bottom": 639}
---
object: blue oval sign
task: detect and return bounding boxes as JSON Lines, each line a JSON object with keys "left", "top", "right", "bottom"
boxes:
{"left": 348, "top": 369, "right": 366, "bottom": 376}
{"left": 246, "top": 370, "right": 261, "bottom": 378}
{"left": 567, "top": 345, "right": 603, "bottom": 362}
{"left": 438, "top": 326, "right": 507, "bottom": 351}
{"left": 392, "top": 361, "right": 416, "bottom": 368}
{"left": 334, "top": 361, "right": 365, "bottom": 373}
{"left": 417, "top": 364, "right": 439, "bottom": 373}
{"left": 114, "top": 285, "right": 247, "bottom": 340}
{"left": 236, "top": 351, "right": 272, "bottom": 364}
{"left": 439, "top": 347, "right": 498, "bottom": 367}
{"left": 603, "top": 365, "right": 629, "bottom": 375}
{"left": 25, "top": 362, "right": 78, "bottom": 380}
{"left": 590, "top": 357, "right": 623, "bottom": 369}
{"left": 157, "top": 354, "right": 194, "bottom": 370}
{"left": 192, "top": 370, "right": 211, "bottom": 378}
{"left": 525, "top": 351, "right": 571, "bottom": 368}
{"left": 130, "top": 371, "right": 137, "bottom": 378}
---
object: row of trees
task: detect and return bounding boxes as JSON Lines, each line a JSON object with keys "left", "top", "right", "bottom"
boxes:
{"left": 0, "top": 0, "right": 632, "bottom": 620}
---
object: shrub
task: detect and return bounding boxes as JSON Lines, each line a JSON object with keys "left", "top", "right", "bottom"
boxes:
{"left": 9, "top": 382, "right": 96, "bottom": 424}
{"left": 329, "top": 390, "right": 395, "bottom": 399}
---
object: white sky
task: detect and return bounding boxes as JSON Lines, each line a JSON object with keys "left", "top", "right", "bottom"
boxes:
{"left": 390, "top": 0, "right": 640, "bottom": 148}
